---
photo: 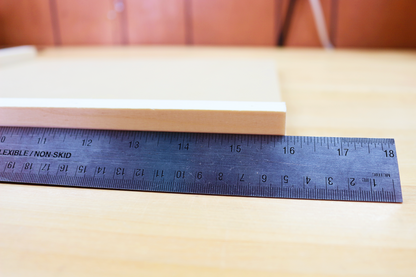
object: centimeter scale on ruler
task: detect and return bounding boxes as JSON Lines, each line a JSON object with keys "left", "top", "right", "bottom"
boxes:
{"left": 0, "top": 127, "right": 402, "bottom": 203}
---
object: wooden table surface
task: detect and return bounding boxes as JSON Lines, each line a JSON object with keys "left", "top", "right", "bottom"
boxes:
{"left": 1, "top": 47, "right": 416, "bottom": 277}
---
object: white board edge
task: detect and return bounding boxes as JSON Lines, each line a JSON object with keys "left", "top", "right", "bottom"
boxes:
{"left": 0, "top": 98, "right": 286, "bottom": 112}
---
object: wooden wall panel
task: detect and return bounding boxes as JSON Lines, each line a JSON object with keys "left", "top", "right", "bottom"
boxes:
{"left": 335, "top": 0, "right": 416, "bottom": 48}
{"left": 190, "top": 0, "right": 276, "bottom": 46}
{"left": 55, "top": 0, "right": 124, "bottom": 45}
{"left": 0, "top": 0, "right": 54, "bottom": 46}
{"left": 1, "top": 0, "right": 415, "bottom": 48}
{"left": 125, "top": 0, "right": 186, "bottom": 44}
{"left": 283, "top": 0, "right": 332, "bottom": 47}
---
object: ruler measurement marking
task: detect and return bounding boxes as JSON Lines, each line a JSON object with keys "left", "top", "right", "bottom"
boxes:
{"left": 0, "top": 127, "right": 402, "bottom": 203}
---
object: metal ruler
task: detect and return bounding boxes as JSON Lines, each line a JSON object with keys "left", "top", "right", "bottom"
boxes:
{"left": 0, "top": 127, "right": 402, "bottom": 203}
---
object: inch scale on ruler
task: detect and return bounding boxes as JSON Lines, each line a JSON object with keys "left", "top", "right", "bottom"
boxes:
{"left": 0, "top": 127, "right": 402, "bottom": 203}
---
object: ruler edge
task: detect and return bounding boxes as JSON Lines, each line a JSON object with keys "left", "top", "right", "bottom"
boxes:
{"left": 0, "top": 125, "right": 396, "bottom": 143}
{"left": 0, "top": 177, "right": 402, "bottom": 203}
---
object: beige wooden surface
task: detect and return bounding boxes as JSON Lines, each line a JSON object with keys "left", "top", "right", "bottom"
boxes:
{"left": 1, "top": 47, "right": 416, "bottom": 277}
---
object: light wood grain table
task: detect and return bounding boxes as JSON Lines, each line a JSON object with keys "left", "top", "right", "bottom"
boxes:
{"left": 1, "top": 47, "right": 416, "bottom": 277}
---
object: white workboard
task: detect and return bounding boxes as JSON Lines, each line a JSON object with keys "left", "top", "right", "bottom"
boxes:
{"left": 0, "top": 59, "right": 281, "bottom": 101}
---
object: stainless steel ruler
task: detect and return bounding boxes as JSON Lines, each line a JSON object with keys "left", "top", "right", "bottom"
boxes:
{"left": 0, "top": 127, "right": 402, "bottom": 202}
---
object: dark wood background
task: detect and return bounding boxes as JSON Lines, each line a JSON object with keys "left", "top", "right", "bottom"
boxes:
{"left": 1, "top": 0, "right": 415, "bottom": 48}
